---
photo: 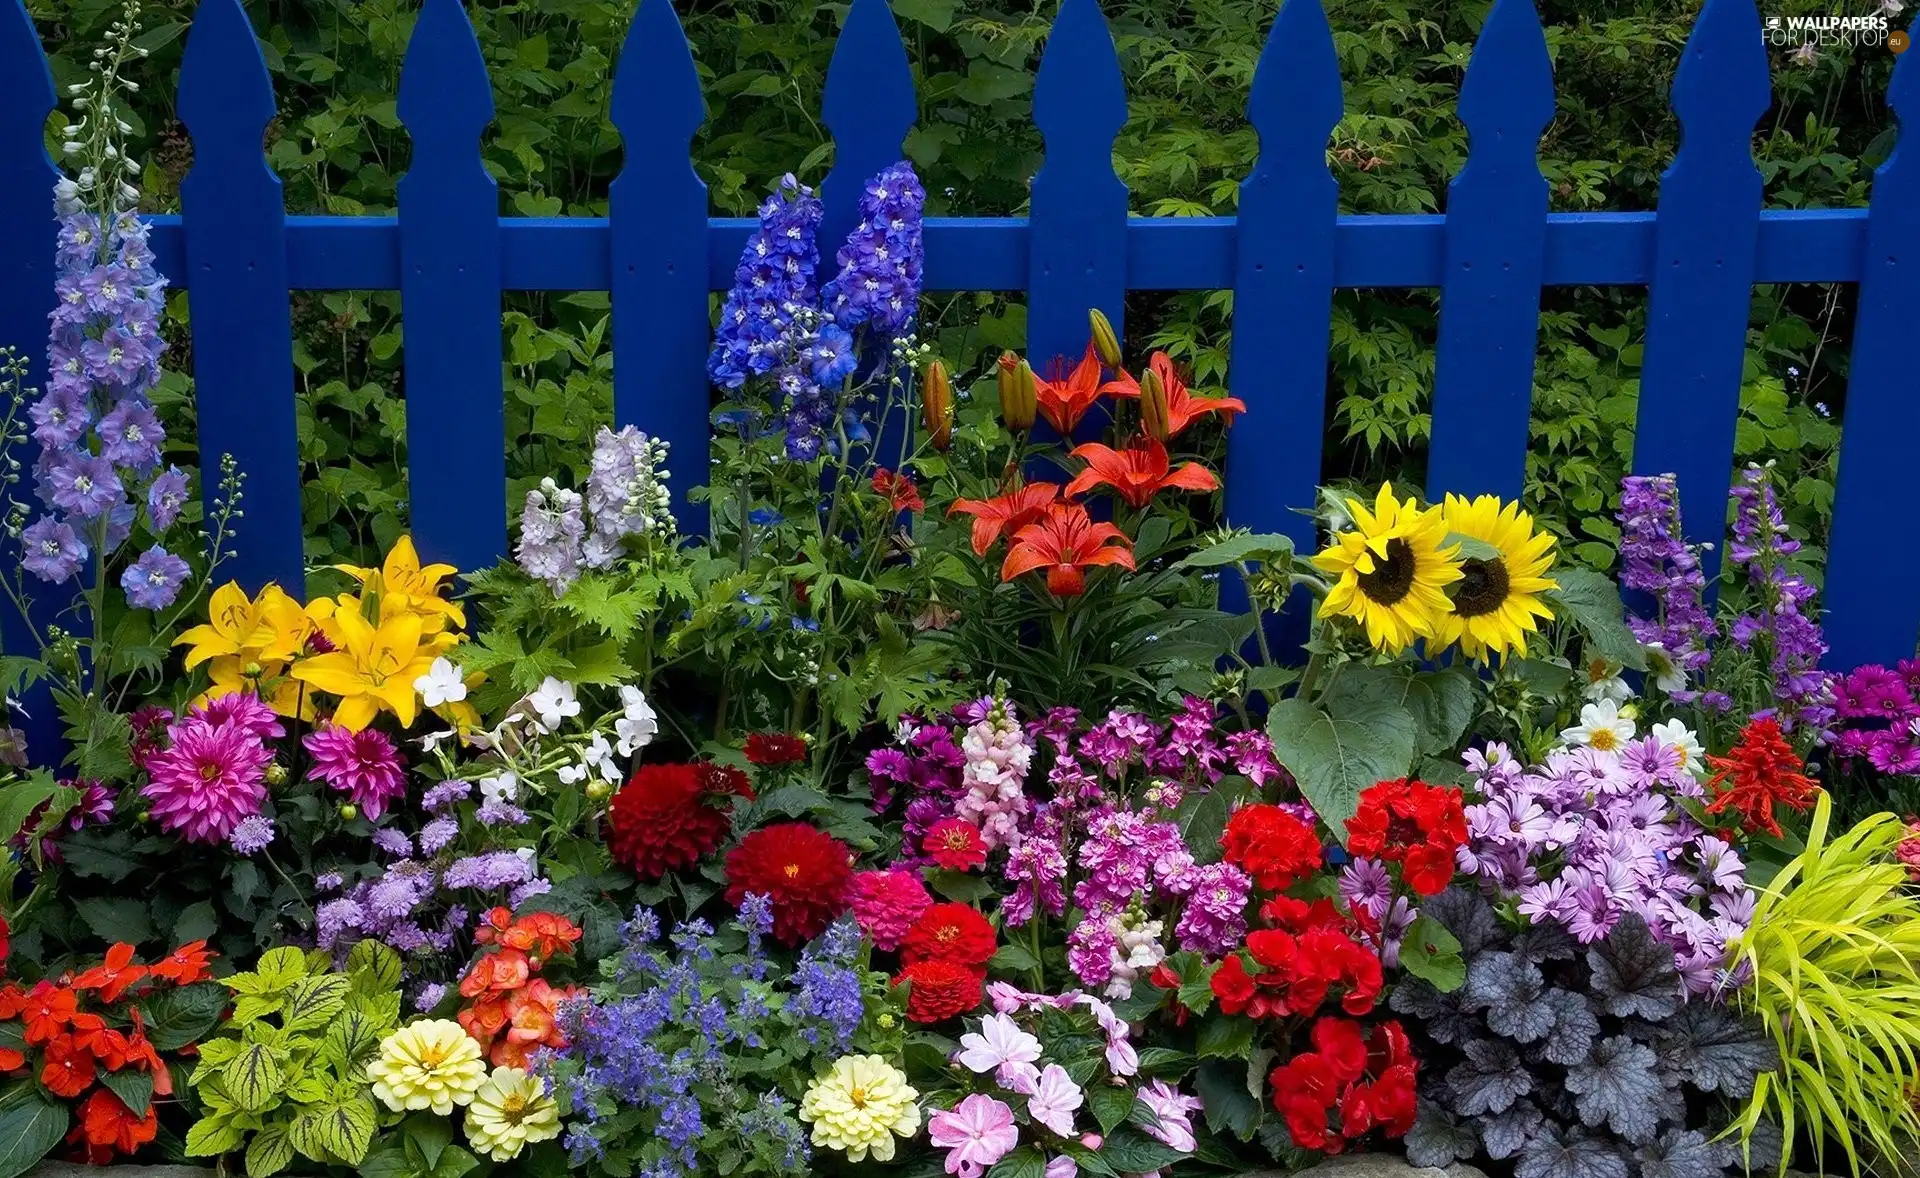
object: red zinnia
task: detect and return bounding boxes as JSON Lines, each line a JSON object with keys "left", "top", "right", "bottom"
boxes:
{"left": 724, "top": 823, "right": 853, "bottom": 945}
{"left": 1222, "top": 804, "right": 1324, "bottom": 892}
{"left": 607, "top": 762, "right": 753, "bottom": 881}
{"left": 900, "top": 903, "right": 997, "bottom": 969}
{"left": 895, "top": 958, "right": 985, "bottom": 1024}
{"left": 1705, "top": 717, "right": 1821, "bottom": 838}
{"left": 923, "top": 819, "right": 988, "bottom": 872}
{"left": 745, "top": 732, "right": 809, "bottom": 768}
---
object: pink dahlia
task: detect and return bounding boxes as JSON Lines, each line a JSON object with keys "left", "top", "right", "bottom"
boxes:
{"left": 304, "top": 725, "right": 407, "bottom": 820}
{"left": 193, "top": 692, "right": 286, "bottom": 742}
{"left": 142, "top": 718, "right": 271, "bottom": 844}
{"left": 849, "top": 868, "right": 933, "bottom": 951}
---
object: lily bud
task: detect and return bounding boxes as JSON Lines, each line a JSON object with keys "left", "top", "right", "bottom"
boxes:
{"left": 997, "top": 352, "right": 1037, "bottom": 432}
{"left": 921, "top": 359, "right": 953, "bottom": 451}
{"left": 1089, "top": 308, "right": 1122, "bottom": 368}
{"left": 1139, "top": 366, "right": 1171, "bottom": 443}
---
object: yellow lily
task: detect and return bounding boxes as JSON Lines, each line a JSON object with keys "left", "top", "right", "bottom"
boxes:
{"left": 333, "top": 535, "right": 466, "bottom": 631}
{"left": 175, "top": 582, "right": 281, "bottom": 670}
{"left": 195, "top": 656, "right": 315, "bottom": 720}
{"left": 291, "top": 607, "right": 438, "bottom": 731}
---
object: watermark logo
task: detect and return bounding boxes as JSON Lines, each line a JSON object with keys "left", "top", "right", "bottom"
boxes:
{"left": 1763, "top": 9, "right": 1910, "bottom": 55}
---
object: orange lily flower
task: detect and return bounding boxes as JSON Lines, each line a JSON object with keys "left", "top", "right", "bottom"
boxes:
{"left": 1065, "top": 439, "right": 1220, "bottom": 509}
{"left": 948, "top": 482, "right": 1062, "bottom": 556}
{"left": 1030, "top": 343, "right": 1108, "bottom": 434}
{"left": 1100, "top": 352, "right": 1246, "bottom": 437}
{"left": 1001, "top": 502, "right": 1136, "bottom": 597}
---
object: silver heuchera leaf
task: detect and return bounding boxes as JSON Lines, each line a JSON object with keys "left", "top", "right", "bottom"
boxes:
{"left": 1636, "top": 1128, "right": 1735, "bottom": 1178}
{"left": 1566, "top": 1034, "right": 1669, "bottom": 1145}
{"left": 1655, "top": 1002, "right": 1778, "bottom": 1098}
{"left": 1587, "top": 915, "right": 1682, "bottom": 1021}
{"left": 1449, "top": 1037, "right": 1534, "bottom": 1116}
{"left": 1425, "top": 887, "right": 1502, "bottom": 958}
{"left": 1518, "top": 1126, "right": 1632, "bottom": 1178}
{"left": 1542, "top": 990, "right": 1601, "bottom": 1065}
{"left": 1404, "top": 1099, "right": 1481, "bottom": 1168}
{"left": 1482, "top": 1099, "right": 1546, "bottom": 1160}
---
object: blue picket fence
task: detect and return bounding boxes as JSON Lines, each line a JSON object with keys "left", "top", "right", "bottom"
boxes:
{"left": 1, "top": 0, "right": 1916, "bottom": 672}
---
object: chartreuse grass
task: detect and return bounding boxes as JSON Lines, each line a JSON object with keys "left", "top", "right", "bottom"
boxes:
{"left": 1734, "top": 791, "right": 1920, "bottom": 1175}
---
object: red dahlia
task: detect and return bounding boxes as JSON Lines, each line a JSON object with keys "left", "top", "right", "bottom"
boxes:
{"left": 900, "top": 903, "right": 998, "bottom": 969}
{"left": 923, "top": 818, "right": 989, "bottom": 871}
{"left": 606, "top": 762, "right": 753, "bottom": 881}
{"left": 895, "top": 958, "right": 984, "bottom": 1023}
{"left": 724, "top": 823, "right": 853, "bottom": 945}
{"left": 1222, "top": 804, "right": 1324, "bottom": 892}
{"left": 744, "top": 732, "right": 809, "bottom": 767}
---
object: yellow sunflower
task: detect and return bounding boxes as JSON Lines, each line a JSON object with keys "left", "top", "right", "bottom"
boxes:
{"left": 1429, "top": 493, "right": 1557, "bottom": 662}
{"left": 1312, "top": 484, "right": 1462, "bottom": 655}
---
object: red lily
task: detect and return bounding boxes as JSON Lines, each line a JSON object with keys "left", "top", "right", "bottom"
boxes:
{"left": 871, "top": 468, "right": 924, "bottom": 514}
{"left": 1000, "top": 502, "right": 1136, "bottom": 597}
{"left": 1065, "top": 439, "right": 1220, "bottom": 509}
{"left": 947, "top": 482, "right": 1061, "bottom": 556}
{"left": 1031, "top": 343, "right": 1108, "bottom": 434}
{"left": 1101, "top": 352, "right": 1247, "bottom": 437}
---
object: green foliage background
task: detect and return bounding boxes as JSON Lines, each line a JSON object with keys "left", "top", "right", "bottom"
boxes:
{"left": 24, "top": 0, "right": 1897, "bottom": 571}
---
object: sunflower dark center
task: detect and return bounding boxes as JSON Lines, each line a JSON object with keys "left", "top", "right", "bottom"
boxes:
{"left": 1356, "top": 539, "right": 1416, "bottom": 606}
{"left": 1452, "top": 557, "right": 1511, "bottom": 618}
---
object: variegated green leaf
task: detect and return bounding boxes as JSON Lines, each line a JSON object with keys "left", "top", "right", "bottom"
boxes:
{"left": 246, "top": 1124, "right": 295, "bottom": 1178}
{"left": 222, "top": 1043, "right": 284, "bottom": 1113}
{"left": 282, "top": 974, "right": 351, "bottom": 1033}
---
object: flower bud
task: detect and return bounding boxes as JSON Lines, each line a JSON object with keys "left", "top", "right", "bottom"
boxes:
{"left": 338, "top": 803, "right": 359, "bottom": 822}
{"left": 586, "top": 780, "right": 612, "bottom": 801}
{"left": 921, "top": 359, "right": 953, "bottom": 452}
{"left": 264, "top": 762, "right": 287, "bottom": 786}
{"left": 997, "top": 352, "right": 1037, "bottom": 432}
{"left": 1139, "top": 366, "right": 1171, "bottom": 443}
{"left": 1088, "top": 308, "right": 1121, "bottom": 368}
{"left": 137, "top": 810, "right": 151, "bottom": 824}
{"left": 242, "top": 661, "right": 264, "bottom": 678}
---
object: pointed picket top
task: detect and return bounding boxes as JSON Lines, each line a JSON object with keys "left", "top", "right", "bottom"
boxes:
{"left": 821, "top": 0, "right": 915, "bottom": 245}
{"left": 178, "top": 0, "right": 276, "bottom": 176}
{"left": 0, "top": 0, "right": 56, "bottom": 192}
{"left": 1246, "top": 0, "right": 1342, "bottom": 165}
{"left": 1668, "top": 0, "right": 1770, "bottom": 163}
{"left": 1033, "top": 0, "right": 1127, "bottom": 170}
{"left": 398, "top": 0, "right": 496, "bottom": 159}
{"left": 1454, "top": 0, "right": 1553, "bottom": 167}
{"left": 611, "top": 0, "right": 705, "bottom": 151}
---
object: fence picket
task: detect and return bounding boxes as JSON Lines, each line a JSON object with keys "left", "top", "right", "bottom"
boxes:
{"left": 178, "top": 0, "right": 303, "bottom": 595}
{"left": 610, "top": 0, "right": 710, "bottom": 536}
{"left": 396, "top": 0, "right": 505, "bottom": 576}
{"left": 1631, "top": 0, "right": 1769, "bottom": 583}
{"left": 1822, "top": 20, "right": 1919, "bottom": 670}
{"left": 1029, "top": 0, "right": 1127, "bottom": 386}
{"left": 0, "top": 0, "right": 62, "bottom": 758}
{"left": 1226, "top": 0, "right": 1341, "bottom": 605}
{"left": 1426, "top": 0, "right": 1552, "bottom": 505}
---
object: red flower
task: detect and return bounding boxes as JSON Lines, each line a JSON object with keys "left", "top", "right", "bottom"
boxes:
{"left": 871, "top": 469, "right": 925, "bottom": 514}
{"left": 41, "top": 1031, "right": 95, "bottom": 1097}
{"left": 900, "top": 903, "right": 997, "bottom": 969}
{"left": 1099, "top": 352, "right": 1247, "bottom": 437}
{"left": 72, "top": 943, "right": 148, "bottom": 1004}
{"left": 1345, "top": 779, "right": 1467, "bottom": 895}
{"left": 895, "top": 958, "right": 985, "bottom": 1024}
{"left": 724, "top": 823, "right": 853, "bottom": 945}
{"left": 1031, "top": 343, "right": 1108, "bottom": 435}
{"left": 459, "top": 948, "right": 531, "bottom": 999}
{"left": 1064, "top": 439, "right": 1219, "bottom": 510}
{"left": 948, "top": 482, "right": 1062, "bottom": 557}
{"left": 1222, "top": 804, "right": 1324, "bottom": 892}
{"left": 1312, "top": 1016, "right": 1368, "bottom": 1084}
{"left": 69, "top": 1087, "right": 157, "bottom": 1161}
{"left": 745, "top": 732, "right": 809, "bottom": 767}
{"left": 607, "top": 762, "right": 752, "bottom": 881}
{"left": 19, "top": 981, "right": 76, "bottom": 1045}
{"left": 497, "top": 911, "right": 583, "bottom": 961}
{"left": 1000, "top": 503, "right": 1135, "bottom": 597}
{"left": 1705, "top": 717, "right": 1821, "bottom": 838}
{"left": 1210, "top": 955, "right": 1259, "bottom": 1015}
{"left": 923, "top": 819, "right": 988, "bottom": 872}
{"left": 1268, "top": 1017, "right": 1420, "bottom": 1154}
{"left": 148, "top": 941, "right": 214, "bottom": 985}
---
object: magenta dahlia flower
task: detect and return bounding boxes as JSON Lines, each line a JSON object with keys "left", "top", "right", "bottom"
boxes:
{"left": 141, "top": 717, "right": 272, "bottom": 843}
{"left": 194, "top": 691, "right": 286, "bottom": 742}
{"left": 304, "top": 725, "right": 406, "bottom": 819}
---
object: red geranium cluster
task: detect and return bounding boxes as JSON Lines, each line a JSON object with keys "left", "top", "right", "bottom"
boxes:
{"left": 606, "top": 761, "right": 755, "bottom": 881}
{"left": 1705, "top": 717, "right": 1821, "bottom": 838}
{"left": 1222, "top": 803, "right": 1323, "bottom": 891}
{"left": 1344, "top": 778, "right": 1467, "bottom": 896}
{"left": 724, "top": 822, "right": 853, "bottom": 945}
{"left": 0, "top": 927, "right": 216, "bottom": 1163}
{"left": 1269, "top": 1017, "right": 1418, "bottom": 1153}
{"left": 457, "top": 908, "right": 584, "bottom": 1068}
{"left": 893, "top": 903, "right": 995, "bottom": 1024}
{"left": 1210, "top": 897, "right": 1383, "bottom": 1020}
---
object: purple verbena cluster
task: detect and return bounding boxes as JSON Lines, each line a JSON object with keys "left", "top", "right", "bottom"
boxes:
{"left": 1457, "top": 736, "right": 1750, "bottom": 998}
{"left": 1829, "top": 661, "right": 1920, "bottom": 775}
{"left": 1727, "top": 464, "right": 1831, "bottom": 733}
{"left": 1617, "top": 474, "right": 1720, "bottom": 706}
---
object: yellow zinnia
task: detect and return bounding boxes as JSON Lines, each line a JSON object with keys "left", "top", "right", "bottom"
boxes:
{"left": 1312, "top": 484, "right": 1462, "bottom": 655}
{"left": 799, "top": 1054, "right": 921, "bottom": 1163}
{"left": 367, "top": 1020, "right": 487, "bottom": 1116}
{"left": 1428, "top": 493, "right": 1558, "bottom": 662}
{"left": 291, "top": 606, "right": 438, "bottom": 730}
{"left": 464, "top": 1066, "right": 562, "bottom": 1162}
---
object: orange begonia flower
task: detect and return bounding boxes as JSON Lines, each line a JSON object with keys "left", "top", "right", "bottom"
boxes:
{"left": 1000, "top": 502, "right": 1136, "bottom": 597}
{"left": 1101, "top": 352, "right": 1246, "bottom": 438}
{"left": 1032, "top": 343, "right": 1108, "bottom": 435}
{"left": 1065, "top": 440, "right": 1220, "bottom": 510}
{"left": 948, "top": 482, "right": 1062, "bottom": 557}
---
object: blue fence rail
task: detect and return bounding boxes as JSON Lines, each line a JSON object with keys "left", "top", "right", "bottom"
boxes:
{"left": 1, "top": 0, "right": 1916, "bottom": 672}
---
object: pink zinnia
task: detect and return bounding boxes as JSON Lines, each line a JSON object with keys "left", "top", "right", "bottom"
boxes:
{"left": 928, "top": 1094, "right": 1019, "bottom": 1178}
{"left": 194, "top": 692, "right": 286, "bottom": 742}
{"left": 142, "top": 718, "right": 271, "bottom": 844}
{"left": 848, "top": 868, "right": 932, "bottom": 951}
{"left": 304, "top": 725, "right": 406, "bottom": 820}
